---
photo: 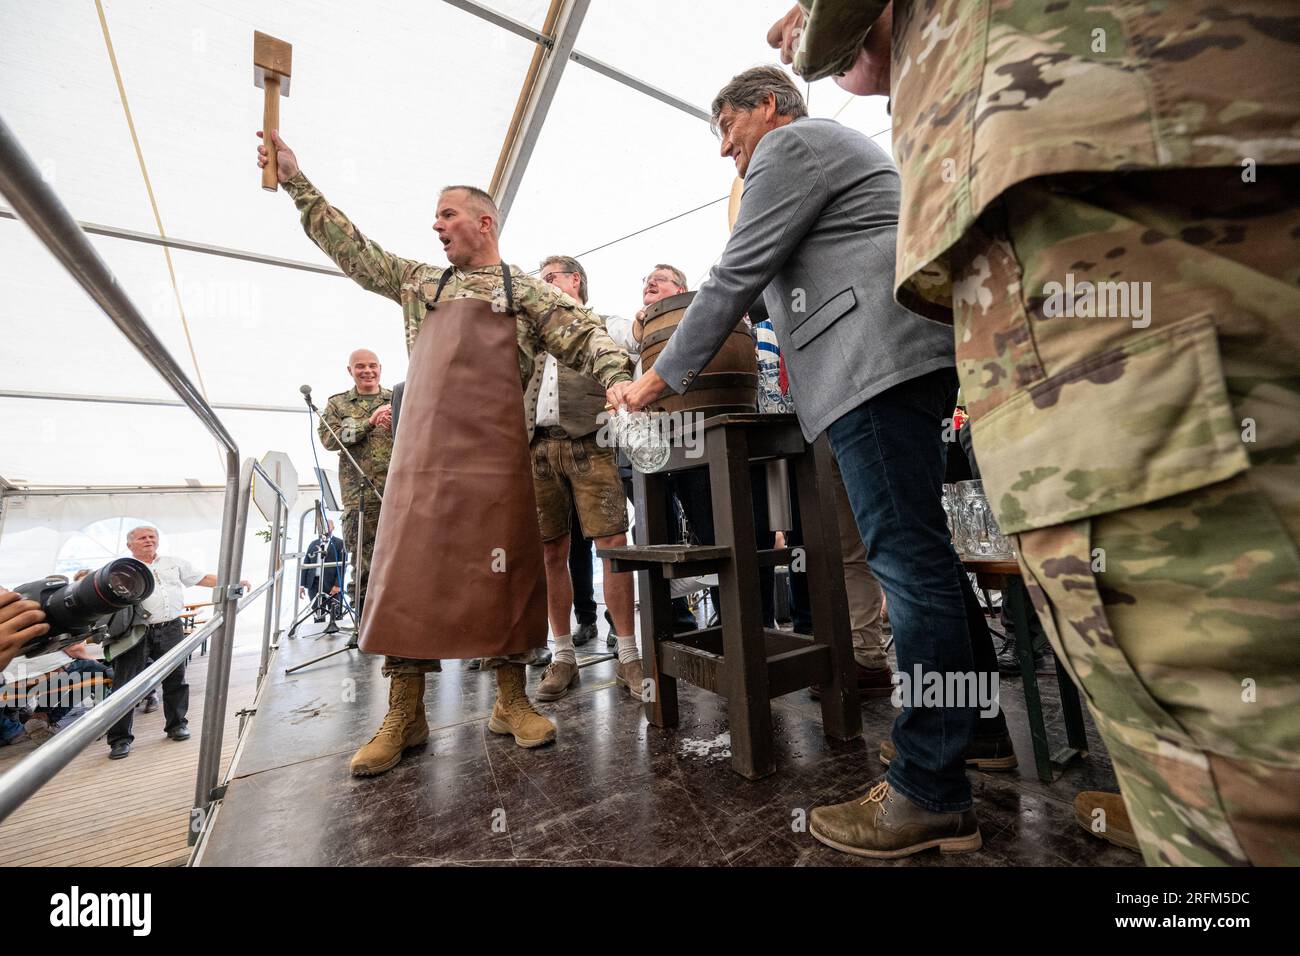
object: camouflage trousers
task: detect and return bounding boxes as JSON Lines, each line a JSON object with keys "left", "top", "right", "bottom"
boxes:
{"left": 952, "top": 167, "right": 1300, "bottom": 866}
{"left": 340, "top": 504, "right": 380, "bottom": 614}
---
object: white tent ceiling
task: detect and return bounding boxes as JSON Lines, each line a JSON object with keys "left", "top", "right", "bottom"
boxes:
{"left": 0, "top": 0, "right": 892, "bottom": 489}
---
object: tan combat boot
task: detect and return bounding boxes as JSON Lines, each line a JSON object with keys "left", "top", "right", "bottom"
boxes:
{"left": 349, "top": 673, "right": 429, "bottom": 777}
{"left": 1074, "top": 790, "right": 1140, "bottom": 852}
{"left": 488, "top": 662, "right": 557, "bottom": 748}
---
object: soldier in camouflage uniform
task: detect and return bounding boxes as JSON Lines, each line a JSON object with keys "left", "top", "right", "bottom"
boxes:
{"left": 780, "top": 0, "right": 1300, "bottom": 865}
{"left": 257, "top": 130, "right": 633, "bottom": 777}
{"left": 318, "top": 349, "right": 392, "bottom": 620}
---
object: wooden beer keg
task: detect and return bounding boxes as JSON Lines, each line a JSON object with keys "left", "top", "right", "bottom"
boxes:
{"left": 638, "top": 291, "right": 758, "bottom": 418}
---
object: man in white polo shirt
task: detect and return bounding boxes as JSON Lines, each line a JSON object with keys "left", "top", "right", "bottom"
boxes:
{"left": 97, "top": 526, "right": 242, "bottom": 760}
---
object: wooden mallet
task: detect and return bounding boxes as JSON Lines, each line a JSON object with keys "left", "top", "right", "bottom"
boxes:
{"left": 253, "top": 31, "right": 292, "bottom": 191}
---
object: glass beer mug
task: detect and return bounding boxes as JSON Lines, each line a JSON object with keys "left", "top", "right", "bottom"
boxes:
{"left": 956, "top": 480, "right": 1014, "bottom": 557}
{"left": 613, "top": 408, "right": 671, "bottom": 473}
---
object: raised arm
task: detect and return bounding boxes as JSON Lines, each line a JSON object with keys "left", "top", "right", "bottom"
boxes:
{"left": 257, "top": 130, "right": 425, "bottom": 303}
{"left": 533, "top": 286, "right": 634, "bottom": 390}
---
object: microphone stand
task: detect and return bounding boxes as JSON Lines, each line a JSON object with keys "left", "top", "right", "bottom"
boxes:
{"left": 286, "top": 387, "right": 387, "bottom": 675}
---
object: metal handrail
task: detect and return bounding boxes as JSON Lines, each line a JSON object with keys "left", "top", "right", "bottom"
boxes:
{"left": 0, "top": 613, "right": 225, "bottom": 820}
{"left": 0, "top": 112, "right": 290, "bottom": 847}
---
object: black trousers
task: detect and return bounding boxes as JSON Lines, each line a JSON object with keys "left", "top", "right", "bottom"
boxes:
{"left": 107, "top": 619, "right": 189, "bottom": 745}
{"left": 569, "top": 500, "right": 598, "bottom": 626}
{"left": 669, "top": 467, "right": 776, "bottom": 629}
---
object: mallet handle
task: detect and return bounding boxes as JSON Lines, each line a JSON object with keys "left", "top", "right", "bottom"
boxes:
{"left": 261, "top": 76, "right": 280, "bottom": 192}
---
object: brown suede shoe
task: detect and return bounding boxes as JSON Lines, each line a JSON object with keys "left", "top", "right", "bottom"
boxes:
{"left": 616, "top": 657, "right": 646, "bottom": 701}
{"left": 536, "top": 659, "right": 579, "bottom": 702}
{"left": 810, "top": 781, "right": 982, "bottom": 859}
{"left": 488, "top": 663, "right": 557, "bottom": 748}
{"left": 809, "top": 663, "right": 894, "bottom": 700}
{"left": 879, "top": 733, "right": 1018, "bottom": 771}
{"left": 1074, "top": 790, "right": 1140, "bottom": 852}
{"left": 349, "top": 672, "right": 429, "bottom": 777}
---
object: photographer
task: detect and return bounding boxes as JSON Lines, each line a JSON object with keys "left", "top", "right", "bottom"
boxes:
{"left": 85, "top": 526, "right": 245, "bottom": 760}
{"left": 0, "top": 588, "right": 49, "bottom": 674}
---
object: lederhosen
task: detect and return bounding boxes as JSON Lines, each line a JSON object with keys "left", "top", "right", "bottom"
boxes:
{"left": 359, "top": 265, "right": 548, "bottom": 660}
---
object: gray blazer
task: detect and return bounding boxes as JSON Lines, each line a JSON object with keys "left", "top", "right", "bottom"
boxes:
{"left": 652, "top": 117, "right": 955, "bottom": 441}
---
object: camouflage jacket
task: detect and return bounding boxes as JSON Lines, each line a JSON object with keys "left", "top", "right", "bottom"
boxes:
{"left": 283, "top": 173, "right": 633, "bottom": 440}
{"left": 794, "top": 0, "right": 1300, "bottom": 313}
{"left": 318, "top": 386, "right": 393, "bottom": 511}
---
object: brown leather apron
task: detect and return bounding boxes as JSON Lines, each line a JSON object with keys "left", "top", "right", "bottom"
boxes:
{"left": 359, "top": 265, "right": 547, "bottom": 659}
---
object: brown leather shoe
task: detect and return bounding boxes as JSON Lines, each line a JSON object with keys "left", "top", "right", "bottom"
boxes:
{"left": 349, "top": 672, "right": 429, "bottom": 777}
{"left": 616, "top": 657, "right": 646, "bottom": 701}
{"left": 1074, "top": 790, "right": 1140, "bottom": 852}
{"left": 810, "top": 781, "right": 982, "bottom": 859}
{"left": 879, "top": 733, "right": 1018, "bottom": 771}
{"left": 488, "top": 663, "right": 557, "bottom": 748}
{"left": 809, "top": 663, "right": 894, "bottom": 700}
{"left": 536, "top": 659, "right": 579, "bottom": 701}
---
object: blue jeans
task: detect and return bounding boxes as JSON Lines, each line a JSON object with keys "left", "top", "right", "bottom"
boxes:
{"left": 827, "top": 368, "right": 977, "bottom": 813}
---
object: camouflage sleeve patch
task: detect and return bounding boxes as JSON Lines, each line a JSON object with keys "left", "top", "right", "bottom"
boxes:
{"left": 523, "top": 277, "right": 633, "bottom": 389}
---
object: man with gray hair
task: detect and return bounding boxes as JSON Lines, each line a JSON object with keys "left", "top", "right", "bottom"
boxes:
{"left": 96, "top": 526, "right": 243, "bottom": 760}
{"left": 610, "top": 65, "right": 1010, "bottom": 858}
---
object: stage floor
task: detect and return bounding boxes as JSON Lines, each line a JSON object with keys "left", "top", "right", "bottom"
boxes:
{"left": 195, "top": 620, "right": 1134, "bottom": 867}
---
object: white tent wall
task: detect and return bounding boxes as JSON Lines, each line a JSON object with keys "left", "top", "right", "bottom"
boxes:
{"left": 0, "top": 487, "right": 320, "bottom": 606}
{"left": 0, "top": 0, "right": 893, "bottom": 504}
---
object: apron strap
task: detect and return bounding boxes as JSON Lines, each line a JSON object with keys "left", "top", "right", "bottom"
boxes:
{"left": 500, "top": 262, "right": 516, "bottom": 314}
{"left": 433, "top": 268, "right": 454, "bottom": 302}
{"left": 431, "top": 263, "right": 516, "bottom": 314}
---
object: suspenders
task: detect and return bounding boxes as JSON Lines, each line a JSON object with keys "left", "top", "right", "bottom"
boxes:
{"left": 432, "top": 262, "right": 516, "bottom": 313}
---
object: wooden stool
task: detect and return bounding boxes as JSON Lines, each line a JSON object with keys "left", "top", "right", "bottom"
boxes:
{"left": 599, "top": 413, "right": 862, "bottom": 779}
{"left": 960, "top": 554, "right": 1089, "bottom": 782}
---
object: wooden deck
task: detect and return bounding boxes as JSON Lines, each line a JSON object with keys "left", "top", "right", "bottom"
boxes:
{"left": 0, "top": 632, "right": 262, "bottom": 867}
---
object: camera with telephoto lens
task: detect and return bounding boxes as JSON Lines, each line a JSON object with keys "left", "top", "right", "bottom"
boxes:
{"left": 10, "top": 558, "right": 155, "bottom": 658}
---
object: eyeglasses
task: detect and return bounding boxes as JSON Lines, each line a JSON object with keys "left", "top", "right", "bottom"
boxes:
{"left": 541, "top": 271, "right": 575, "bottom": 285}
{"left": 643, "top": 274, "right": 682, "bottom": 288}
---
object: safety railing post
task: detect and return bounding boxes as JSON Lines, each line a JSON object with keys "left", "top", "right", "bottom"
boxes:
{"left": 258, "top": 495, "right": 283, "bottom": 685}
{"left": 271, "top": 499, "right": 288, "bottom": 653}
{"left": 190, "top": 456, "right": 253, "bottom": 844}
{"left": 291, "top": 507, "right": 312, "bottom": 624}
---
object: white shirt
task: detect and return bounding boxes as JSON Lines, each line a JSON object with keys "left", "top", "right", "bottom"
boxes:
{"left": 603, "top": 313, "right": 639, "bottom": 356}
{"left": 536, "top": 312, "right": 628, "bottom": 428}
{"left": 138, "top": 555, "right": 205, "bottom": 624}
{"left": 536, "top": 354, "right": 561, "bottom": 428}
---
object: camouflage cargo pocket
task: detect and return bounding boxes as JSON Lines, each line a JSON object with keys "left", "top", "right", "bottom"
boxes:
{"left": 1015, "top": 521, "right": 1189, "bottom": 742}
{"left": 974, "top": 313, "right": 1251, "bottom": 535}
{"left": 1018, "top": 472, "right": 1300, "bottom": 766}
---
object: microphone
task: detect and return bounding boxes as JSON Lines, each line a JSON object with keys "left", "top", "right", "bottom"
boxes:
{"left": 300, "top": 384, "right": 315, "bottom": 410}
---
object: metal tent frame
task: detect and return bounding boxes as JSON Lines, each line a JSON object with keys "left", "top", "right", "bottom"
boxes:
{"left": 0, "top": 0, "right": 714, "bottom": 496}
